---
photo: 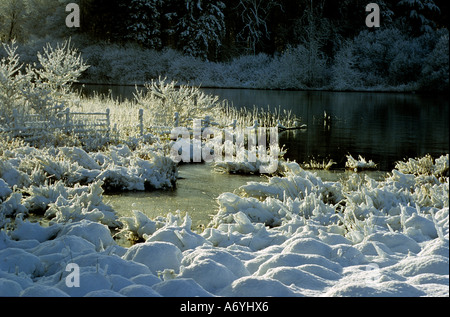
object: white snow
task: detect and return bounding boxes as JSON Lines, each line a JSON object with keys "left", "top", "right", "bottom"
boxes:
{"left": 0, "top": 146, "right": 448, "bottom": 297}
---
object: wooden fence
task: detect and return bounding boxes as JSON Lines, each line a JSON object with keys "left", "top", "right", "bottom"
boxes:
{"left": 1, "top": 108, "right": 110, "bottom": 142}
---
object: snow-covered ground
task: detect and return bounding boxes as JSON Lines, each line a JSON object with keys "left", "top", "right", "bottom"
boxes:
{"left": 0, "top": 139, "right": 448, "bottom": 297}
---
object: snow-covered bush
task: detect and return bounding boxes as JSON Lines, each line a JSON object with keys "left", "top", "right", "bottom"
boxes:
{"left": 166, "top": 54, "right": 209, "bottom": 84}
{"left": 134, "top": 78, "right": 219, "bottom": 128}
{"left": 0, "top": 39, "right": 88, "bottom": 122}
{"left": 343, "top": 27, "right": 448, "bottom": 90}
{"left": 270, "top": 44, "right": 328, "bottom": 89}
{"left": 352, "top": 28, "right": 406, "bottom": 87}
{"left": 345, "top": 155, "right": 377, "bottom": 171}
{"left": 220, "top": 53, "right": 273, "bottom": 88}
{"left": 66, "top": 26, "right": 449, "bottom": 92}
{"left": 395, "top": 154, "right": 449, "bottom": 178}
{"left": 331, "top": 41, "right": 363, "bottom": 91}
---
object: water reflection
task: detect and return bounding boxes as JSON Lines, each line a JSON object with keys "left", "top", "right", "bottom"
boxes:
{"left": 203, "top": 89, "right": 449, "bottom": 171}
{"left": 105, "top": 164, "right": 266, "bottom": 228}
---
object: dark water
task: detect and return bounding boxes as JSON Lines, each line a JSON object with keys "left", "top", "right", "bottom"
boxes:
{"left": 77, "top": 84, "right": 449, "bottom": 171}
{"left": 202, "top": 88, "right": 449, "bottom": 171}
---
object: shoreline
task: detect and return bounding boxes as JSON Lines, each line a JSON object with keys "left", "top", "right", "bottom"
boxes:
{"left": 75, "top": 81, "right": 450, "bottom": 97}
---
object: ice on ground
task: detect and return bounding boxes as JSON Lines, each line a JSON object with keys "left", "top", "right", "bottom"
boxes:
{"left": 0, "top": 152, "right": 448, "bottom": 297}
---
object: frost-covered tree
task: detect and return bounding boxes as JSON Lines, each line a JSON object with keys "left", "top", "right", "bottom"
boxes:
{"left": 293, "top": 0, "right": 330, "bottom": 87}
{"left": 0, "top": 41, "right": 30, "bottom": 118}
{"left": 0, "top": 40, "right": 89, "bottom": 120}
{"left": 236, "top": 0, "right": 282, "bottom": 55}
{"left": 35, "top": 39, "right": 89, "bottom": 97}
{"left": 126, "top": 0, "right": 163, "bottom": 49}
{"left": 175, "top": 0, "right": 226, "bottom": 60}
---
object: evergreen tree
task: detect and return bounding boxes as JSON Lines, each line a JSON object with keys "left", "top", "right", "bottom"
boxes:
{"left": 126, "top": 0, "right": 163, "bottom": 49}
{"left": 174, "top": 0, "right": 226, "bottom": 60}
{"left": 397, "top": 0, "right": 441, "bottom": 34}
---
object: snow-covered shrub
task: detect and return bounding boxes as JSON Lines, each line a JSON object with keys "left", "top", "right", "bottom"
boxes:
{"left": 220, "top": 53, "right": 273, "bottom": 88}
{"left": 352, "top": 28, "right": 406, "bottom": 87}
{"left": 1, "top": 142, "right": 178, "bottom": 229}
{"left": 0, "top": 39, "right": 89, "bottom": 124}
{"left": 213, "top": 145, "right": 283, "bottom": 175}
{"left": 0, "top": 178, "right": 12, "bottom": 201}
{"left": 387, "top": 37, "right": 424, "bottom": 86}
{"left": 134, "top": 78, "right": 219, "bottom": 128}
{"left": 331, "top": 41, "right": 363, "bottom": 91}
{"left": 348, "top": 27, "right": 447, "bottom": 90}
{"left": 272, "top": 44, "right": 328, "bottom": 89}
{"left": 395, "top": 154, "right": 449, "bottom": 177}
{"left": 166, "top": 54, "right": 209, "bottom": 84}
{"left": 345, "top": 155, "right": 377, "bottom": 171}
{"left": 44, "top": 181, "right": 121, "bottom": 228}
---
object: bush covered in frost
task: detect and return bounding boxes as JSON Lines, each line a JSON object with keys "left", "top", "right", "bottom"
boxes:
{"left": 0, "top": 39, "right": 88, "bottom": 121}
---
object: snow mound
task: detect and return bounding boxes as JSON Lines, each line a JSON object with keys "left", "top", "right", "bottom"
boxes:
{"left": 123, "top": 241, "right": 182, "bottom": 275}
{"left": 152, "top": 278, "right": 214, "bottom": 297}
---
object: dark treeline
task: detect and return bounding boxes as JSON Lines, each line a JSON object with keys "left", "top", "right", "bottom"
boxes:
{"left": 0, "top": 0, "right": 447, "bottom": 61}
{"left": 0, "top": 0, "right": 448, "bottom": 91}
{"left": 77, "top": 0, "right": 449, "bottom": 61}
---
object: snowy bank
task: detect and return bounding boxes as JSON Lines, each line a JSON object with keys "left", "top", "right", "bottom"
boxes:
{"left": 0, "top": 153, "right": 448, "bottom": 297}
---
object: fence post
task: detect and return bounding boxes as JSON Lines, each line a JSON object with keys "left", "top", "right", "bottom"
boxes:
{"left": 106, "top": 108, "right": 111, "bottom": 138}
{"left": 64, "top": 108, "right": 70, "bottom": 133}
{"left": 139, "top": 109, "right": 144, "bottom": 136}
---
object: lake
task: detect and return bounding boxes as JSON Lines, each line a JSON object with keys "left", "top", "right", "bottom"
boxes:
{"left": 203, "top": 88, "right": 449, "bottom": 171}
{"left": 77, "top": 84, "right": 449, "bottom": 226}
{"left": 77, "top": 84, "right": 449, "bottom": 171}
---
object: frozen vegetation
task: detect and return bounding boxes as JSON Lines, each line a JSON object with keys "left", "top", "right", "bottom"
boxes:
{"left": 1, "top": 136, "right": 449, "bottom": 296}
{"left": 0, "top": 40, "right": 449, "bottom": 298}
